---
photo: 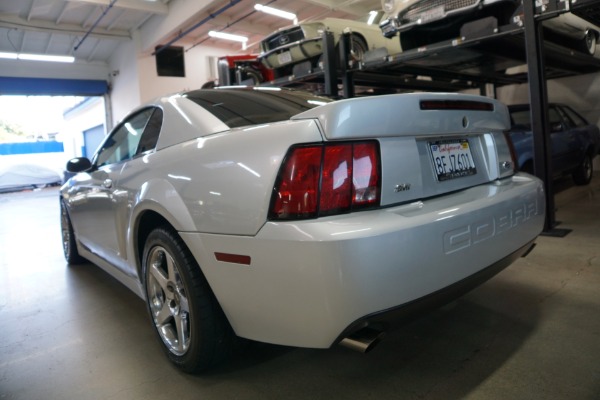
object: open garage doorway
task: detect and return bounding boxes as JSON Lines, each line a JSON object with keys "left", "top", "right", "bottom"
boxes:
{"left": 0, "top": 77, "right": 109, "bottom": 193}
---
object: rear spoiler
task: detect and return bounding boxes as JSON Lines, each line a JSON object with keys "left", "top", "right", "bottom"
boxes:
{"left": 292, "top": 93, "right": 510, "bottom": 140}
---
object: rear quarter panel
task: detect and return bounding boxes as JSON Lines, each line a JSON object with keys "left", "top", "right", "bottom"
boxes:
{"left": 131, "top": 118, "right": 323, "bottom": 236}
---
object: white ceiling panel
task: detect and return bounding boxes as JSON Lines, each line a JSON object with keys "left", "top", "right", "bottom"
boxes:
{"left": 0, "top": 0, "right": 384, "bottom": 64}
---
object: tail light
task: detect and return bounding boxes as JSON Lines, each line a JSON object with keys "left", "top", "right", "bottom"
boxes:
{"left": 269, "top": 141, "right": 381, "bottom": 220}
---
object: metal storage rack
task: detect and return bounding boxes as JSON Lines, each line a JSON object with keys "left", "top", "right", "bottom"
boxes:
{"left": 251, "top": 0, "right": 600, "bottom": 235}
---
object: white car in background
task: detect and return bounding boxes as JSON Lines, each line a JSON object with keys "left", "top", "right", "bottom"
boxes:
{"left": 380, "top": 0, "right": 599, "bottom": 55}
{"left": 60, "top": 87, "right": 545, "bottom": 372}
{"left": 258, "top": 11, "right": 402, "bottom": 76}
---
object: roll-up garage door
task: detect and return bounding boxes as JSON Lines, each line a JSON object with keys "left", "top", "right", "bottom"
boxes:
{"left": 83, "top": 125, "right": 105, "bottom": 159}
{"left": 0, "top": 77, "right": 108, "bottom": 96}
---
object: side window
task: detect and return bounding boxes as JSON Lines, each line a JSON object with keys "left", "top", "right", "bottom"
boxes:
{"left": 561, "top": 106, "right": 588, "bottom": 128}
{"left": 509, "top": 110, "right": 531, "bottom": 130}
{"left": 134, "top": 108, "right": 163, "bottom": 156}
{"left": 95, "top": 108, "right": 154, "bottom": 167}
{"left": 548, "top": 107, "right": 564, "bottom": 133}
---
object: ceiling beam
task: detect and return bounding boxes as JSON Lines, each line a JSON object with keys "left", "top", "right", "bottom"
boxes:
{"left": 206, "top": 15, "right": 281, "bottom": 37}
{"left": 0, "top": 13, "right": 131, "bottom": 41}
{"left": 66, "top": 0, "right": 168, "bottom": 15}
{"left": 27, "top": 0, "right": 37, "bottom": 22}
{"left": 299, "top": 0, "right": 377, "bottom": 16}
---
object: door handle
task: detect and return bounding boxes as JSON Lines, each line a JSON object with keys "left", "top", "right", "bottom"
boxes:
{"left": 103, "top": 179, "right": 113, "bottom": 189}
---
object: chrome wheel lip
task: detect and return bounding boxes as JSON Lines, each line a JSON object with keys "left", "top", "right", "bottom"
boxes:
{"left": 585, "top": 31, "right": 596, "bottom": 55}
{"left": 584, "top": 156, "right": 593, "bottom": 180}
{"left": 60, "top": 204, "right": 70, "bottom": 256}
{"left": 146, "top": 245, "right": 191, "bottom": 356}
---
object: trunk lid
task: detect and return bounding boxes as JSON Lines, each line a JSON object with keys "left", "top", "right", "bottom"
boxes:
{"left": 292, "top": 93, "right": 515, "bottom": 207}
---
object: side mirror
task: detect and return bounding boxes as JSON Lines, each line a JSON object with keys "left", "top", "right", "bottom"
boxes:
{"left": 550, "top": 122, "right": 564, "bottom": 133}
{"left": 66, "top": 157, "right": 92, "bottom": 173}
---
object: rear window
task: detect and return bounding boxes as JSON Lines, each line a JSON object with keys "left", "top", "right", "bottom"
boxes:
{"left": 184, "top": 88, "right": 332, "bottom": 128}
{"left": 510, "top": 109, "right": 531, "bottom": 130}
{"left": 509, "top": 106, "right": 562, "bottom": 130}
{"left": 560, "top": 105, "right": 588, "bottom": 128}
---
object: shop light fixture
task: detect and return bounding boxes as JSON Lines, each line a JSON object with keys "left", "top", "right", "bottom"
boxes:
{"left": 254, "top": 4, "right": 297, "bottom": 23}
{"left": 208, "top": 31, "right": 249, "bottom": 49}
{"left": 0, "top": 52, "right": 74, "bottom": 63}
{"left": 367, "top": 10, "right": 379, "bottom": 25}
{"left": 208, "top": 31, "right": 248, "bottom": 43}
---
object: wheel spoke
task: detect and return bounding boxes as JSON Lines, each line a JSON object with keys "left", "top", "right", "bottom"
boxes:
{"left": 179, "top": 293, "right": 190, "bottom": 314}
{"left": 165, "top": 253, "right": 177, "bottom": 282}
{"left": 174, "top": 312, "right": 189, "bottom": 352}
{"left": 149, "top": 259, "right": 169, "bottom": 291}
{"left": 154, "top": 301, "right": 172, "bottom": 325}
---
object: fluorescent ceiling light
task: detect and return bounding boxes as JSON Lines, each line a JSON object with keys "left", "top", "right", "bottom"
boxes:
{"left": 208, "top": 31, "right": 248, "bottom": 43}
{"left": 19, "top": 53, "right": 75, "bottom": 63}
{"left": 0, "top": 52, "right": 74, "bottom": 63}
{"left": 367, "top": 10, "right": 378, "bottom": 25}
{"left": 0, "top": 52, "right": 18, "bottom": 60}
{"left": 254, "top": 4, "right": 296, "bottom": 20}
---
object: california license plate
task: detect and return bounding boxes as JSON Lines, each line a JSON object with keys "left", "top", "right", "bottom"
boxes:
{"left": 429, "top": 139, "right": 477, "bottom": 181}
{"left": 420, "top": 5, "right": 445, "bottom": 23}
{"left": 277, "top": 51, "right": 292, "bottom": 65}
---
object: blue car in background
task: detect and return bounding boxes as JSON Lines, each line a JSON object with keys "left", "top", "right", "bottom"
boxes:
{"left": 508, "top": 104, "right": 600, "bottom": 185}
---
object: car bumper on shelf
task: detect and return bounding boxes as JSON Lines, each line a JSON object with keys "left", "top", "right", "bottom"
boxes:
{"left": 380, "top": 17, "right": 401, "bottom": 38}
{"left": 259, "top": 37, "right": 322, "bottom": 69}
{"left": 180, "top": 174, "right": 545, "bottom": 349}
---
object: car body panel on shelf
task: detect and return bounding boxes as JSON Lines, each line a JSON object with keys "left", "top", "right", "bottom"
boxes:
{"left": 380, "top": 0, "right": 511, "bottom": 37}
{"left": 259, "top": 13, "right": 402, "bottom": 71}
{"left": 381, "top": 0, "right": 600, "bottom": 55}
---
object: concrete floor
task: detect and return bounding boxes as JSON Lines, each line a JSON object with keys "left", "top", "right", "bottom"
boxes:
{"left": 1, "top": 178, "right": 599, "bottom": 400}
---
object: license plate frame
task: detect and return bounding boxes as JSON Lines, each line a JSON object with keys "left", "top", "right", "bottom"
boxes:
{"left": 429, "top": 139, "right": 477, "bottom": 181}
{"left": 277, "top": 51, "right": 293, "bottom": 65}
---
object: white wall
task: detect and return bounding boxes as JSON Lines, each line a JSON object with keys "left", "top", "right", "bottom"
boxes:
{"left": 108, "top": 37, "right": 142, "bottom": 125}
{"left": 496, "top": 72, "right": 600, "bottom": 125}
{"left": 137, "top": 44, "right": 230, "bottom": 103}
{"left": 107, "top": 29, "right": 230, "bottom": 124}
{"left": 0, "top": 58, "right": 109, "bottom": 80}
{"left": 138, "top": 0, "right": 215, "bottom": 53}
{"left": 60, "top": 97, "right": 106, "bottom": 160}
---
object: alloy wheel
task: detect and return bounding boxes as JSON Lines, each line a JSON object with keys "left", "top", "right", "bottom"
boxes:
{"left": 146, "top": 245, "right": 191, "bottom": 356}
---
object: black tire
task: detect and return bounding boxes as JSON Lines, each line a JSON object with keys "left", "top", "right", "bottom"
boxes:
{"left": 572, "top": 153, "right": 594, "bottom": 186}
{"left": 349, "top": 34, "right": 368, "bottom": 62}
{"left": 580, "top": 30, "right": 597, "bottom": 56}
{"left": 319, "top": 34, "right": 368, "bottom": 70}
{"left": 60, "top": 200, "right": 86, "bottom": 265}
{"left": 142, "top": 227, "right": 233, "bottom": 373}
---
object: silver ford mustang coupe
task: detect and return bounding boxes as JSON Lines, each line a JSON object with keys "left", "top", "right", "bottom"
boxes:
{"left": 60, "top": 87, "right": 545, "bottom": 372}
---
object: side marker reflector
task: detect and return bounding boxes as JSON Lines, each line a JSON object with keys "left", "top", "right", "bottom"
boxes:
{"left": 214, "top": 252, "right": 251, "bottom": 265}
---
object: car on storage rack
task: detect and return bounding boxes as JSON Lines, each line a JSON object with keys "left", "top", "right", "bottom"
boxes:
{"left": 216, "top": 54, "right": 275, "bottom": 86}
{"left": 258, "top": 11, "right": 402, "bottom": 77}
{"left": 507, "top": 103, "right": 600, "bottom": 185}
{"left": 380, "top": 0, "right": 600, "bottom": 55}
{"left": 60, "top": 87, "right": 545, "bottom": 373}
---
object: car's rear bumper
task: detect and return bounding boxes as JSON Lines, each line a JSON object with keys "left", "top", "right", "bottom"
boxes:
{"left": 180, "top": 174, "right": 545, "bottom": 348}
{"left": 334, "top": 238, "right": 535, "bottom": 344}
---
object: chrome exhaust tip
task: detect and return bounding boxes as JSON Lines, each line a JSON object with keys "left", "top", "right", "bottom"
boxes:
{"left": 339, "top": 327, "right": 385, "bottom": 353}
